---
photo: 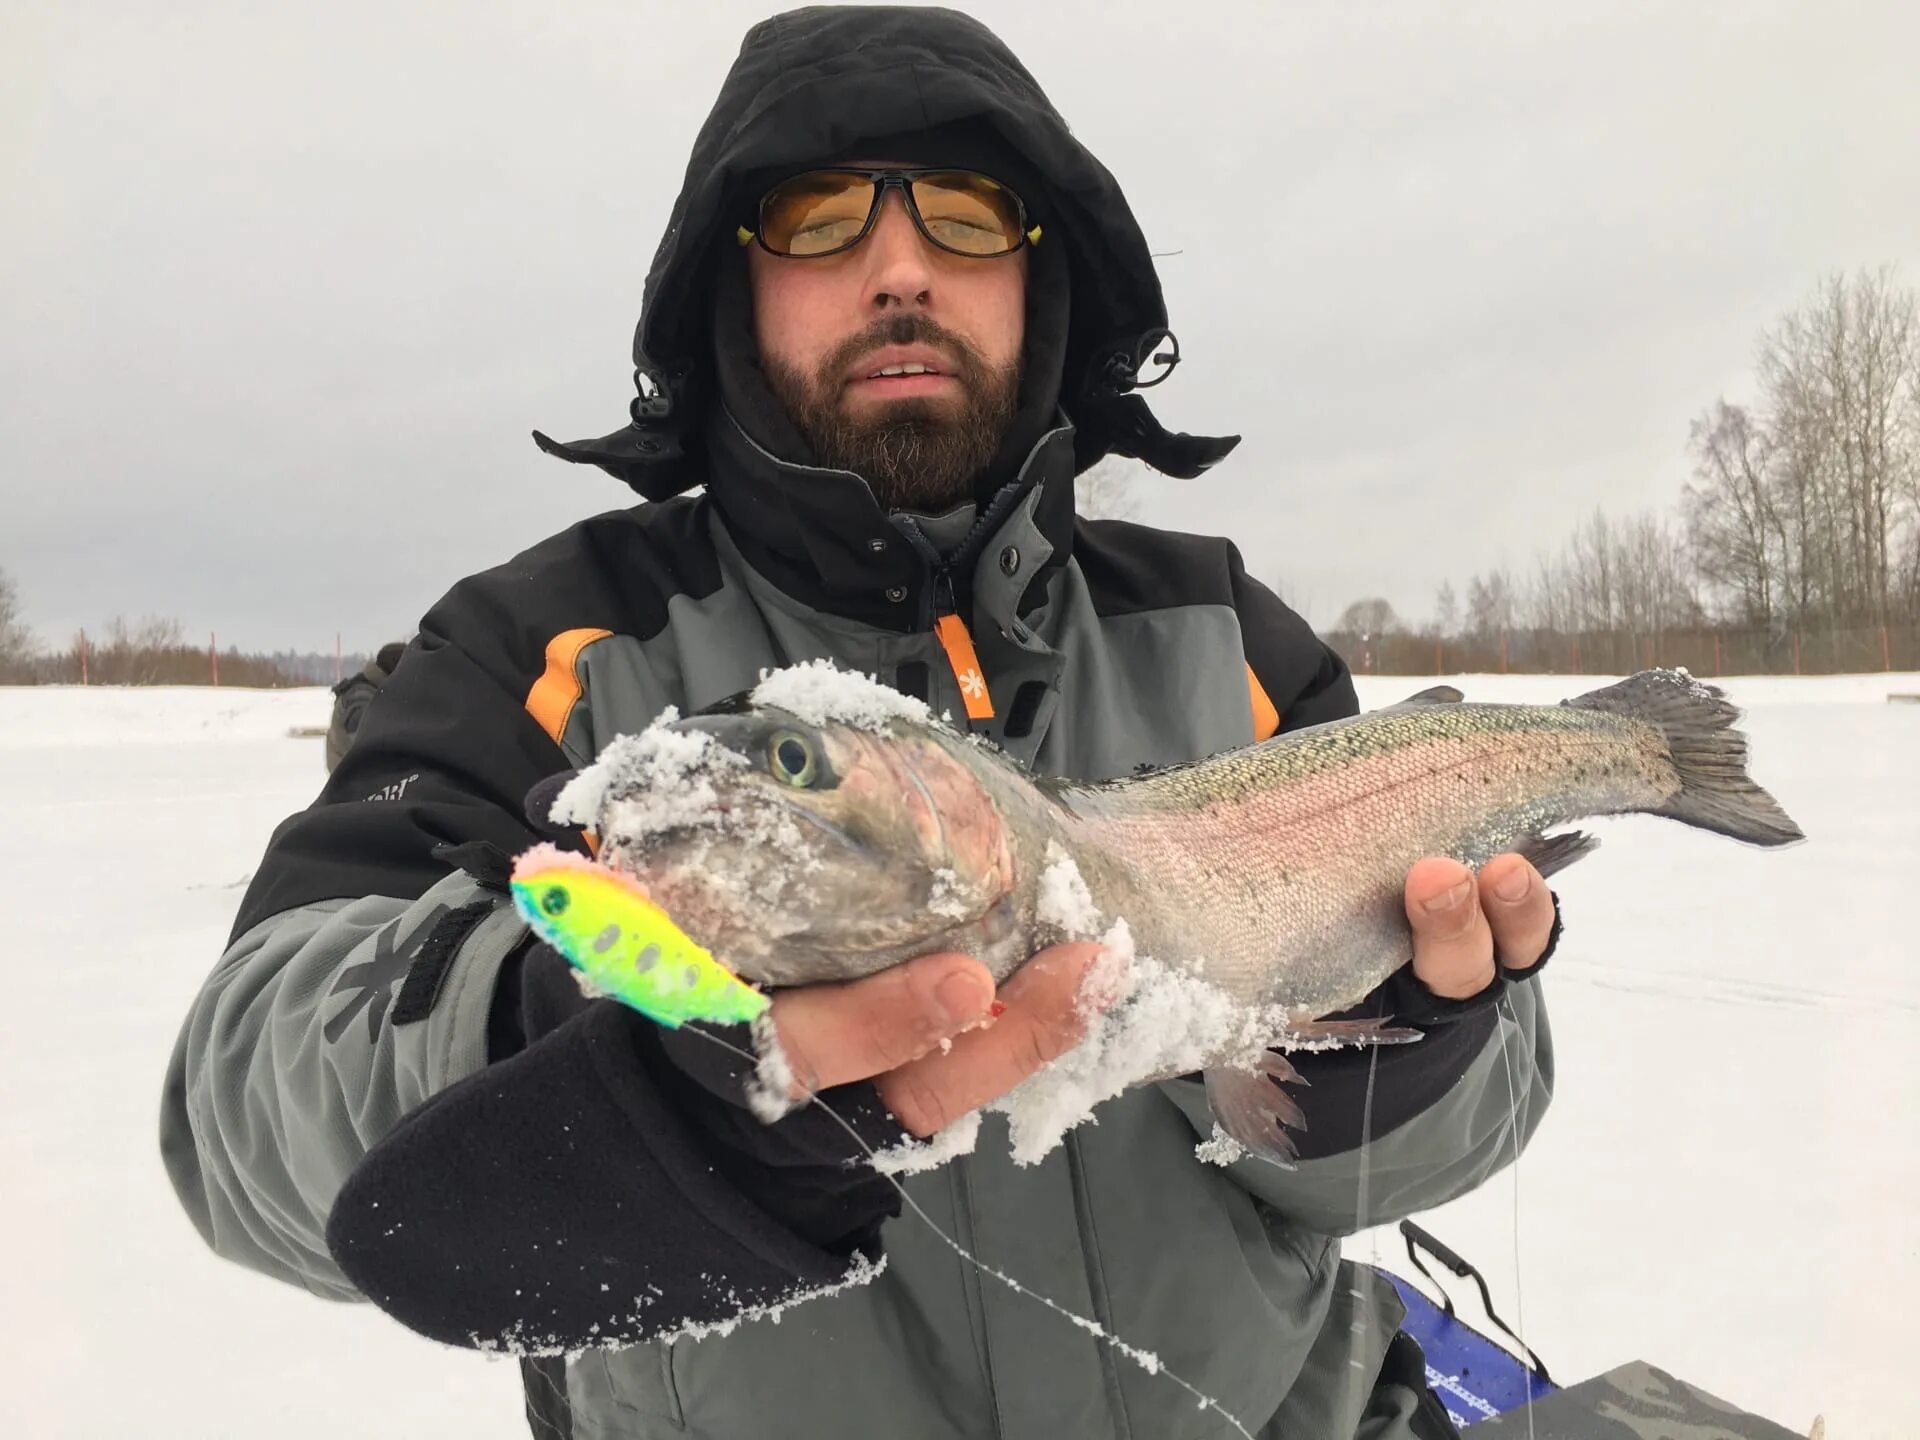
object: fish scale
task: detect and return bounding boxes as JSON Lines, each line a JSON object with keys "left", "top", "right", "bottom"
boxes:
{"left": 1052, "top": 699, "right": 1685, "bottom": 1018}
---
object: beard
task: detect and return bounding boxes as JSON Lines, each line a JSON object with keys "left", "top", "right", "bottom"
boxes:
{"left": 760, "top": 313, "right": 1022, "bottom": 512}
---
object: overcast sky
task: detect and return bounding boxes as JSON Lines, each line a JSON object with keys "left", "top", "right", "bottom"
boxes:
{"left": 5, "top": 0, "right": 1917, "bottom": 651}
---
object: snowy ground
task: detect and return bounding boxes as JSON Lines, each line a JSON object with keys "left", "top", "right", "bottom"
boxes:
{"left": 2, "top": 675, "right": 1911, "bottom": 1437}
{"left": 1346, "top": 672, "right": 1917, "bottom": 1440}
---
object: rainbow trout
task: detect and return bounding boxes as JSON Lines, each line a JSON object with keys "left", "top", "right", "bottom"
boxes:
{"left": 545, "top": 665, "right": 1800, "bottom": 1160}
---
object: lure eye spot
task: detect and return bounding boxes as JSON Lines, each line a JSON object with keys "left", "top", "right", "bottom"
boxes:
{"left": 540, "top": 886, "right": 569, "bottom": 917}
{"left": 769, "top": 731, "right": 818, "bottom": 788}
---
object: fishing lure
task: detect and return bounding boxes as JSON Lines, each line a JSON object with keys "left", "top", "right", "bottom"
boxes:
{"left": 509, "top": 843, "right": 770, "bottom": 1028}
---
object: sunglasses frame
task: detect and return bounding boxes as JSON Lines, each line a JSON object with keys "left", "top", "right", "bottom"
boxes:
{"left": 742, "top": 167, "right": 1040, "bottom": 260}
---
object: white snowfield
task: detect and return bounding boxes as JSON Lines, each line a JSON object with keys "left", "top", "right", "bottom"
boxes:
{"left": 2, "top": 675, "right": 1910, "bottom": 1438}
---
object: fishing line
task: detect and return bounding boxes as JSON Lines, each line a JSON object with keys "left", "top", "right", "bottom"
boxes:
{"left": 1350, "top": 1024, "right": 1384, "bottom": 1397}
{"left": 1494, "top": 990, "right": 1538, "bottom": 1440}
{"left": 682, "top": 1021, "right": 1261, "bottom": 1440}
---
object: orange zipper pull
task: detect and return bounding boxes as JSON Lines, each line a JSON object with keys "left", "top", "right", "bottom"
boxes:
{"left": 934, "top": 612, "right": 995, "bottom": 720}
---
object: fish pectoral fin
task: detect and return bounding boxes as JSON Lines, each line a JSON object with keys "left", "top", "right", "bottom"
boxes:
{"left": 1509, "top": 828, "right": 1600, "bottom": 880}
{"left": 1278, "top": 1016, "right": 1423, "bottom": 1047}
{"left": 1204, "top": 1052, "right": 1310, "bottom": 1168}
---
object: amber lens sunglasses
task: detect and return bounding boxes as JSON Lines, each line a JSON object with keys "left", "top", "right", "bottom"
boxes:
{"left": 740, "top": 168, "right": 1041, "bottom": 259}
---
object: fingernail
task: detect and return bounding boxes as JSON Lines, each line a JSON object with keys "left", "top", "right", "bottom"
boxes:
{"left": 1491, "top": 866, "right": 1531, "bottom": 902}
{"left": 1422, "top": 877, "right": 1473, "bottom": 914}
{"left": 935, "top": 968, "right": 991, "bottom": 1023}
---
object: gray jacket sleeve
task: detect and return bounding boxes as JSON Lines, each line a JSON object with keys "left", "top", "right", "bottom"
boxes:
{"left": 158, "top": 613, "right": 576, "bottom": 1299}
{"left": 160, "top": 876, "right": 528, "bottom": 1298}
{"left": 1163, "top": 981, "right": 1554, "bottom": 1235}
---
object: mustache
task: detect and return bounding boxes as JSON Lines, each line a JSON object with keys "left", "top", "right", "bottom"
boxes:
{"left": 820, "top": 313, "right": 990, "bottom": 388}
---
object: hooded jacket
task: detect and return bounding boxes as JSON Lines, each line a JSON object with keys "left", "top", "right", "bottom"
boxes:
{"left": 159, "top": 10, "right": 1552, "bottom": 1438}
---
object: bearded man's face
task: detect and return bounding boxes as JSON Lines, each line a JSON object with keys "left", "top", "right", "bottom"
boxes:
{"left": 746, "top": 166, "right": 1026, "bottom": 512}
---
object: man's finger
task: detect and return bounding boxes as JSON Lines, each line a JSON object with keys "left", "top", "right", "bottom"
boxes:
{"left": 1478, "top": 853, "right": 1555, "bottom": 972}
{"left": 877, "top": 941, "right": 1108, "bottom": 1137}
{"left": 769, "top": 951, "right": 995, "bottom": 1097}
{"left": 1405, "top": 856, "right": 1495, "bottom": 1000}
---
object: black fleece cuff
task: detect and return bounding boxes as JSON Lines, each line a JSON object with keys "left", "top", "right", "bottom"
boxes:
{"left": 326, "top": 998, "right": 892, "bottom": 1352}
{"left": 498, "top": 939, "right": 907, "bottom": 1248}
{"left": 1282, "top": 891, "right": 1559, "bottom": 1162}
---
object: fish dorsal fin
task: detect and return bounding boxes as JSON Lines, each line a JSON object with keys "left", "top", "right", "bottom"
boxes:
{"left": 1399, "top": 684, "right": 1465, "bottom": 706}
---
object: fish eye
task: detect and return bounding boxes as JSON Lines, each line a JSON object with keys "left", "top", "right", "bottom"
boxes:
{"left": 540, "top": 885, "right": 569, "bottom": 916}
{"left": 768, "top": 731, "right": 818, "bottom": 788}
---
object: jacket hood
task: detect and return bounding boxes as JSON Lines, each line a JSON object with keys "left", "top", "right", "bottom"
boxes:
{"left": 533, "top": 4, "right": 1238, "bottom": 499}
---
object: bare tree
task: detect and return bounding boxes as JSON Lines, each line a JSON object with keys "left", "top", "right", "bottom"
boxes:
{"left": 1465, "top": 570, "right": 1516, "bottom": 639}
{"left": 1074, "top": 456, "right": 1148, "bottom": 521}
{"left": 1431, "top": 580, "right": 1459, "bottom": 638}
{"left": 0, "top": 567, "right": 37, "bottom": 680}
{"left": 1757, "top": 267, "right": 1919, "bottom": 625}
{"left": 1566, "top": 510, "right": 1617, "bottom": 633}
{"left": 1333, "top": 597, "right": 1400, "bottom": 637}
{"left": 1684, "top": 400, "right": 1785, "bottom": 626}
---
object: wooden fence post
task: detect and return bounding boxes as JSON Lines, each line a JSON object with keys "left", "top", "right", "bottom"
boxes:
{"left": 1792, "top": 631, "right": 1801, "bottom": 675}
{"left": 210, "top": 632, "right": 220, "bottom": 687}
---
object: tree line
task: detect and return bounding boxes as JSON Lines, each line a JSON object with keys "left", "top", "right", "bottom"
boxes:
{"left": 0, "top": 578, "right": 370, "bottom": 687}
{"left": 1327, "top": 267, "right": 1920, "bottom": 676}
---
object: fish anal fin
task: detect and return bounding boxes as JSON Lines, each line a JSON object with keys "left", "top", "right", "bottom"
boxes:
{"left": 1204, "top": 1057, "right": 1304, "bottom": 1167}
{"left": 1508, "top": 828, "right": 1600, "bottom": 880}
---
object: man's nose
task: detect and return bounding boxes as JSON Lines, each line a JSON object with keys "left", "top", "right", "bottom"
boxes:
{"left": 863, "top": 191, "right": 936, "bottom": 310}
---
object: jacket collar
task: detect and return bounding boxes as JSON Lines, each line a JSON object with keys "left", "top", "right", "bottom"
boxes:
{"left": 704, "top": 402, "right": 1079, "bottom": 636}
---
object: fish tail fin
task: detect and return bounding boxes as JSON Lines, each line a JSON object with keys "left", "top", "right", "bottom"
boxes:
{"left": 1565, "top": 669, "right": 1805, "bottom": 847}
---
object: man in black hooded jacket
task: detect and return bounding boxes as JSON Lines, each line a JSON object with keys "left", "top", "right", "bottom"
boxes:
{"left": 162, "top": 9, "right": 1559, "bottom": 1437}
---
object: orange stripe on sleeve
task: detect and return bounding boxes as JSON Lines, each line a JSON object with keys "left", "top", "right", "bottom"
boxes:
{"left": 525, "top": 627, "right": 613, "bottom": 747}
{"left": 1247, "top": 663, "right": 1281, "bottom": 740}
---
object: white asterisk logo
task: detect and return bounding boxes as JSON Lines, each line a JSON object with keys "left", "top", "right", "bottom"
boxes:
{"left": 959, "top": 669, "right": 986, "bottom": 700}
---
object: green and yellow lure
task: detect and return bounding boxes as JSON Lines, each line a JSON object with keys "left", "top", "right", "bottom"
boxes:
{"left": 509, "top": 844, "right": 770, "bottom": 1028}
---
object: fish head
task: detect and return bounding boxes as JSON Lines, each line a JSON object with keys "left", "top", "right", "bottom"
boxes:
{"left": 597, "top": 705, "right": 1016, "bottom": 985}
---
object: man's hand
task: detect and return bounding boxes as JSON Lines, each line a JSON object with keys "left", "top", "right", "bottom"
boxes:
{"left": 1405, "top": 853, "right": 1555, "bottom": 1000}
{"left": 766, "top": 943, "right": 1107, "bottom": 1137}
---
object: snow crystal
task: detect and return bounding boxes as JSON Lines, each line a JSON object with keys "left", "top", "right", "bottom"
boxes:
{"left": 1194, "top": 1124, "right": 1247, "bottom": 1167}
{"left": 744, "top": 1011, "right": 799, "bottom": 1124}
{"left": 869, "top": 1112, "right": 985, "bottom": 1175}
{"left": 550, "top": 708, "right": 747, "bottom": 836}
{"left": 466, "top": 1253, "right": 888, "bottom": 1359}
{"left": 927, "top": 867, "right": 971, "bottom": 919}
{"left": 570, "top": 968, "right": 611, "bottom": 1002}
{"left": 1035, "top": 841, "right": 1102, "bottom": 935}
{"left": 750, "top": 658, "right": 934, "bottom": 733}
{"left": 660, "top": 1252, "right": 889, "bottom": 1345}
{"left": 990, "top": 850, "right": 1288, "bottom": 1166}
